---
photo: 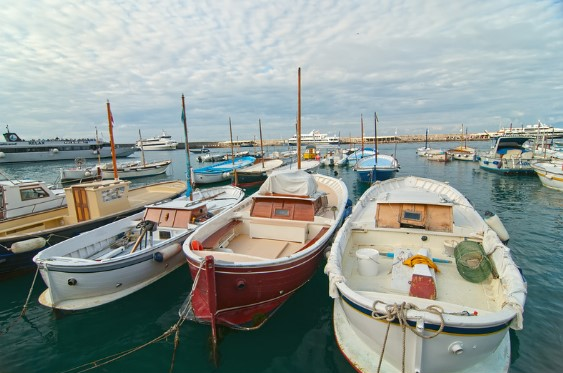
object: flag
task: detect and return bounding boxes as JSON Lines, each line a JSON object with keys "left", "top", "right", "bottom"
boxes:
{"left": 181, "top": 107, "right": 186, "bottom": 123}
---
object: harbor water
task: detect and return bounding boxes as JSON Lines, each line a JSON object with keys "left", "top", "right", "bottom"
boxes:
{"left": 1, "top": 141, "right": 561, "bottom": 373}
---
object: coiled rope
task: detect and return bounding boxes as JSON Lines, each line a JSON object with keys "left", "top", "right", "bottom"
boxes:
{"left": 370, "top": 301, "right": 445, "bottom": 373}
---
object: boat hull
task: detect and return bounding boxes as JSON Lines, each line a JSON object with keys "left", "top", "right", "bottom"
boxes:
{"left": 356, "top": 168, "right": 397, "bottom": 183}
{"left": 532, "top": 162, "right": 563, "bottom": 191}
{"left": 0, "top": 146, "right": 134, "bottom": 164}
{"left": 186, "top": 244, "right": 327, "bottom": 329}
{"left": 37, "top": 240, "right": 185, "bottom": 310}
{"left": 333, "top": 297, "right": 512, "bottom": 373}
{"left": 478, "top": 158, "right": 535, "bottom": 175}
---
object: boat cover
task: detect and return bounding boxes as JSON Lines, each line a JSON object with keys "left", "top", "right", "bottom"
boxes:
{"left": 259, "top": 170, "right": 317, "bottom": 197}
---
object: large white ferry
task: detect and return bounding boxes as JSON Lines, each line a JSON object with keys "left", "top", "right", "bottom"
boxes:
{"left": 491, "top": 121, "right": 563, "bottom": 138}
{"left": 135, "top": 130, "right": 178, "bottom": 150}
{"left": 287, "top": 130, "right": 339, "bottom": 145}
{"left": 0, "top": 127, "right": 134, "bottom": 164}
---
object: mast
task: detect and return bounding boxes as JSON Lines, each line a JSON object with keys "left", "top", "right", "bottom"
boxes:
{"left": 181, "top": 94, "right": 192, "bottom": 200}
{"left": 360, "top": 114, "right": 364, "bottom": 156}
{"left": 259, "top": 119, "right": 265, "bottom": 168}
{"left": 374, "top": 112, "right": 378, "bottom": 162}
{"left": 138, "top": 129, "right": 146, "bottom": 166}
{"left": 106, "top": 100, "right": 119, "bottom": 180}
{"left": 297, "top": 67, "right": 301, "bottom": 169}
{"left": 229, "top": 117, "right": 238, "bottom": 185}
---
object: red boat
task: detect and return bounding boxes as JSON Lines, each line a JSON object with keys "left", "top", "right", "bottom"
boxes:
{"left": 182, "top": 170, "right": 349, "bottom": 340}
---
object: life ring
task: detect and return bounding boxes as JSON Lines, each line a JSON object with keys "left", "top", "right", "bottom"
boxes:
{"left": 191, "top": 240, "right": 203, "bottom": 251}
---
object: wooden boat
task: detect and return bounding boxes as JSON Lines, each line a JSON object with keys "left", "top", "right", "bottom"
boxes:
{"left": 0, "top": 178, "right": 66, "bottom": 220}
{"left": 531, "top": 160, "right": 563, "bottom": 191}
{"left": 33, "top": 185, "right": 245, "bottom": 310}
{"left": 426, "top": 150, "right": 452, "bottom": 162}
{"left": 193, "top": 156, "right": 255, "bottom": 185}
{"left": 448, "top": 125, "right": 476, "bottom": 161}
{"left": 477, "top": 136, "right": 539, "bottom": 174}
{"left": 0, "top": 179, "right": 186, "bottom": 279}
{"left": 181, "top": 170, "right": 349, "bottom": 336}
{"left": 303, "top": 144, "right": 318, "bottom": 160}
{"left": 325, "top": 176, "right": 526, "bottom": 373}
{"left": 354, "top": 154, "right": 399, "bottom": 183}
{"left": 59, "top": 159, "right": 172, "bottom": 183}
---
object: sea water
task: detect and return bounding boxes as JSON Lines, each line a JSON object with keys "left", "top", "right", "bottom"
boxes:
{"left": 0, "top": 141, "right": 561, "bottom": 373}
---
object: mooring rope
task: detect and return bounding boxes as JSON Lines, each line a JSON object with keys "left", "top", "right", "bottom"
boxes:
{"left": 0, "top": 266, "right": 40, "bottom": 335}
{"left": 56, "top": 260, "right": 206, "bottom": 373}
{"left": 371, "top": 301, "right": 446, "bottom": 373}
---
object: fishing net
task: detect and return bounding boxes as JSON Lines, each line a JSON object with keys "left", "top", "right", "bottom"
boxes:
{"left": 454, "top": 241, "right": 492, "bottom": 283}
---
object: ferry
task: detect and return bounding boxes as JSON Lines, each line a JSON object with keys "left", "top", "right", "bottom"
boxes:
{"left": 491, "top": 121, "right": 563, "bottom": 138}
{"left": 287, "top": 130, "right": 339, "bottom": 146}
{"left": 0, "top": 127, "right": 135, "bottom": 164}
{"left": 135, "top": 130, "right": 178, "bottom": 150}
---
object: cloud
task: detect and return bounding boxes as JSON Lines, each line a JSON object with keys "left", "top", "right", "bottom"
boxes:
{"left": 1, "top": 0, "right": 562, "bottom": 142}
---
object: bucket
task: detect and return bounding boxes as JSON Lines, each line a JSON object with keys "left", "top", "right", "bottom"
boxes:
{"left": 356, "top": 248, "right": 380, "bottom": 276}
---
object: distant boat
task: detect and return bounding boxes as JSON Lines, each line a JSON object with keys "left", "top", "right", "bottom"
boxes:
{"left": 477, "top": 136, "right": 540, "bottom": 174}
{"left": 287, "top": 130, "right": 339, "bottom": 145}
{"left": 193, "top": 156, "right": 255, "bottom": 185}
{"left": 531, "top": 160, "right": 563, "bottom": 191}
{"left": 234, "top": 159, "right": 284, "bottom": 187}
{"left": 325, "top": 176, "right": 526, "bottom": 373}
{"left": 0, "top": 126, "right": 134, "bottom": 164}
{"left": 354, "top": 154, "right": 399, "bottom": 183}
{"left": 33, "top": 184, "right": 245, "bottom": 310}
{"left": 59, "top": 159, "right": 172, "bottom": 183}
{"left": 190, "top": 145, "right": 210, "bottom": 154}
{"left": 135, "top": 130, "right": 178, "bottom": 151}
{"left": 448, "top": 124, "right": 476, "bottom": 161}
{"left": 427, "top": 150, "right": 452, "bottom": 162}
{"left": 0, "top": 177, "right": 66, "bottom": 220}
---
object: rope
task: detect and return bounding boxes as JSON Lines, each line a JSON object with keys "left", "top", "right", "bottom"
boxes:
{"left": 57, "top": 262, "right": 207, "bottom": 373}
{"left": 370, "top": 301, "right": 446, "bottom": 373}
{"left": 1, "top": 266, "right": 40, "bottom": 335}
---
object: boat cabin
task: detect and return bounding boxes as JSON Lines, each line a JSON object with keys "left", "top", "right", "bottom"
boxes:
{"left": 376, "top": 202, "right": 453, "bottom": 232}
{"left": 0, "top": 180, "right": 65, "bottom": 220}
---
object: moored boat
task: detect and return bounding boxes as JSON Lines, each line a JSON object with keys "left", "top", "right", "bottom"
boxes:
{"left": 325, "top": 176, "right": 526, "bottom": 373}
{"left": 354, "top": 154, "right": 399, "bottom": 183}
{"left": 0, "top": 179, "right": 187, "bottom": 279}
{"left": 135, "top": 130, "right": 178, "bottom": 151}
{"left": 477, "top": 136, "right": 539, "bottom": 174}
{"left": 232, "top": 159, "right": 284, "bottom": 188}
{"left": 59, "top": 159, "right": 172, "bottom": 183}
{"left": 193, "top": 156, "right": 256, "bottom": 185}
{"left": 181, "top": 170, "right": 350, "bottom": 335}
{"left": 531, "top": 160, "right": 563, "bottom": 191}
{"left": 33, "top": 185, "right": 245, "bottom": 310}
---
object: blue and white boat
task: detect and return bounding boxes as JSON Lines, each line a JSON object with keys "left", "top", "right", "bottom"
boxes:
{"left": 325, "top": 176, "right": 526, "bottom": 373}
{"left": 477, "top": 136, "right": 539, "bottom": 174}
{"left": 342, "top": 148, "right": 376, "bottom": 167}
{"left": 193, "top": 156, "right": 255, "bottom": 184}
{"left": 354, "top": 154, "right": 399, "bottom": 183}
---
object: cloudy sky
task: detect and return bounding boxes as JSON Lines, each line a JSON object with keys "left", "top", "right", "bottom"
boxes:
{"left": 1, "top": 0, "right": 562, "bottom": 143}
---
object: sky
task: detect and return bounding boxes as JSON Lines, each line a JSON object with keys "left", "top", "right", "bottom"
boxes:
{"left": 1, "top": 0, "right": 563, "bottom": 143}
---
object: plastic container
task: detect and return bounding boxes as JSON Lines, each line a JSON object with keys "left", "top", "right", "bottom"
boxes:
{"left": 356, "top": 248, "right": 380, "bottom": 276}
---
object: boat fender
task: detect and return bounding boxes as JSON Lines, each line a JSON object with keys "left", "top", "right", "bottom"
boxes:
{"left": 50, "top": 148, "right": 59, "bottom": 154}
{"left": 0, "top": 152, "right": 5, "bottom": 158}
{"left": 484, "top": 211, "right": 510, "bottom": 243}
{"left": 191, "top": 240, "right": 204, "bottom": 251}
{"left": 153, "top": 243, "right": 182, "bottom": 262}
{"left": 10, "top": 237, "right": 47, "bottom": 253}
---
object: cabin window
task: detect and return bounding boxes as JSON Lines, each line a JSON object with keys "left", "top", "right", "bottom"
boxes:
{"left": 20, "top": 187, "right": 49, "bottom": 201}
{"left": 159, "top": 231, "right": 171, "bottom": 240}
{"left": 402, "top": 211, "right": 422, "bottom": 221}
{"left": 274, "top": 208, "right": 290, "bottom": 217}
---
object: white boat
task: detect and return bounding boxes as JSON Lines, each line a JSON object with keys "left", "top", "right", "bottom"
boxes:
{"left": 193, "top": 156, "right": 256, "bottom": 185}
{"left": 447, "top": 125, "right": 476, "bottom": 161}
{"left": 0, "top": 126, "right": 135, "bottom": 164}
{"left": 135, "top": 130, "right": 178, "bottom": 150}
{"left": 33, "top": 185, "right": 245, "bottom": 310}
{"left": 354, "top": 154, "right": 400, "bottom": 183}
{"left": 477, "top": 136, "right": 540, "bottom": 174}
{"left": 427, "top": 150, "right": 452, "bottom": 162}
{"left": 233, "top": 159, "right": 284, "bottom": 188}
{"left": 344, "top": 148, "right": 376, "bottom": 167}
{"left": 325, "top": 176, "right": 526, "bottom": 373}
{"left": 268, "top": 159, "right": 320, "bottom": 174}
{"left": 492, "top": 121, "right": 563, "bottom": 138}
{"left": 59, "top": 159, "right": 172, "bottom": 183}
{"left": 531, "top": 160, "right": 563, "bottom": 191}
{"left": 0, "top": 178, "right": 66, "bottom": 220}
{"left": 287, "top": 130, "right": 339, "bottom": 145}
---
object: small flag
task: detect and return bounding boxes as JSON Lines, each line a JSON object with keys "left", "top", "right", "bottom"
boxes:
{"left": 181, "top": 107, "right": 186, "bottom": 123}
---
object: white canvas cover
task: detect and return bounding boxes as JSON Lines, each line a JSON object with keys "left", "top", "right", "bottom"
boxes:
{"left": 259, "top": 170, "right": 317, "bottom": 196}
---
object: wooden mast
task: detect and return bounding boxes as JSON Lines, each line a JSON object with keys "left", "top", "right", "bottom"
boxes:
{"left": 138, "top": 129, "right": 146, "bottom": 166}
{"left": 181, "top": 94, "right": 192, "bottom": 200}
{"left": 360, "top": 114, "right": 364, "bottom": 157}
{"left": 229, "top": 117, "right": 238, "bottom": 185}
{"left": 106, "top": 100, "right": 119, "bottom": 180}
{"left": 259, "top": 119, "right": 265, "bottom": 168}
{"left": 297, "top": 67, "right": 301, "bottom": 169}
